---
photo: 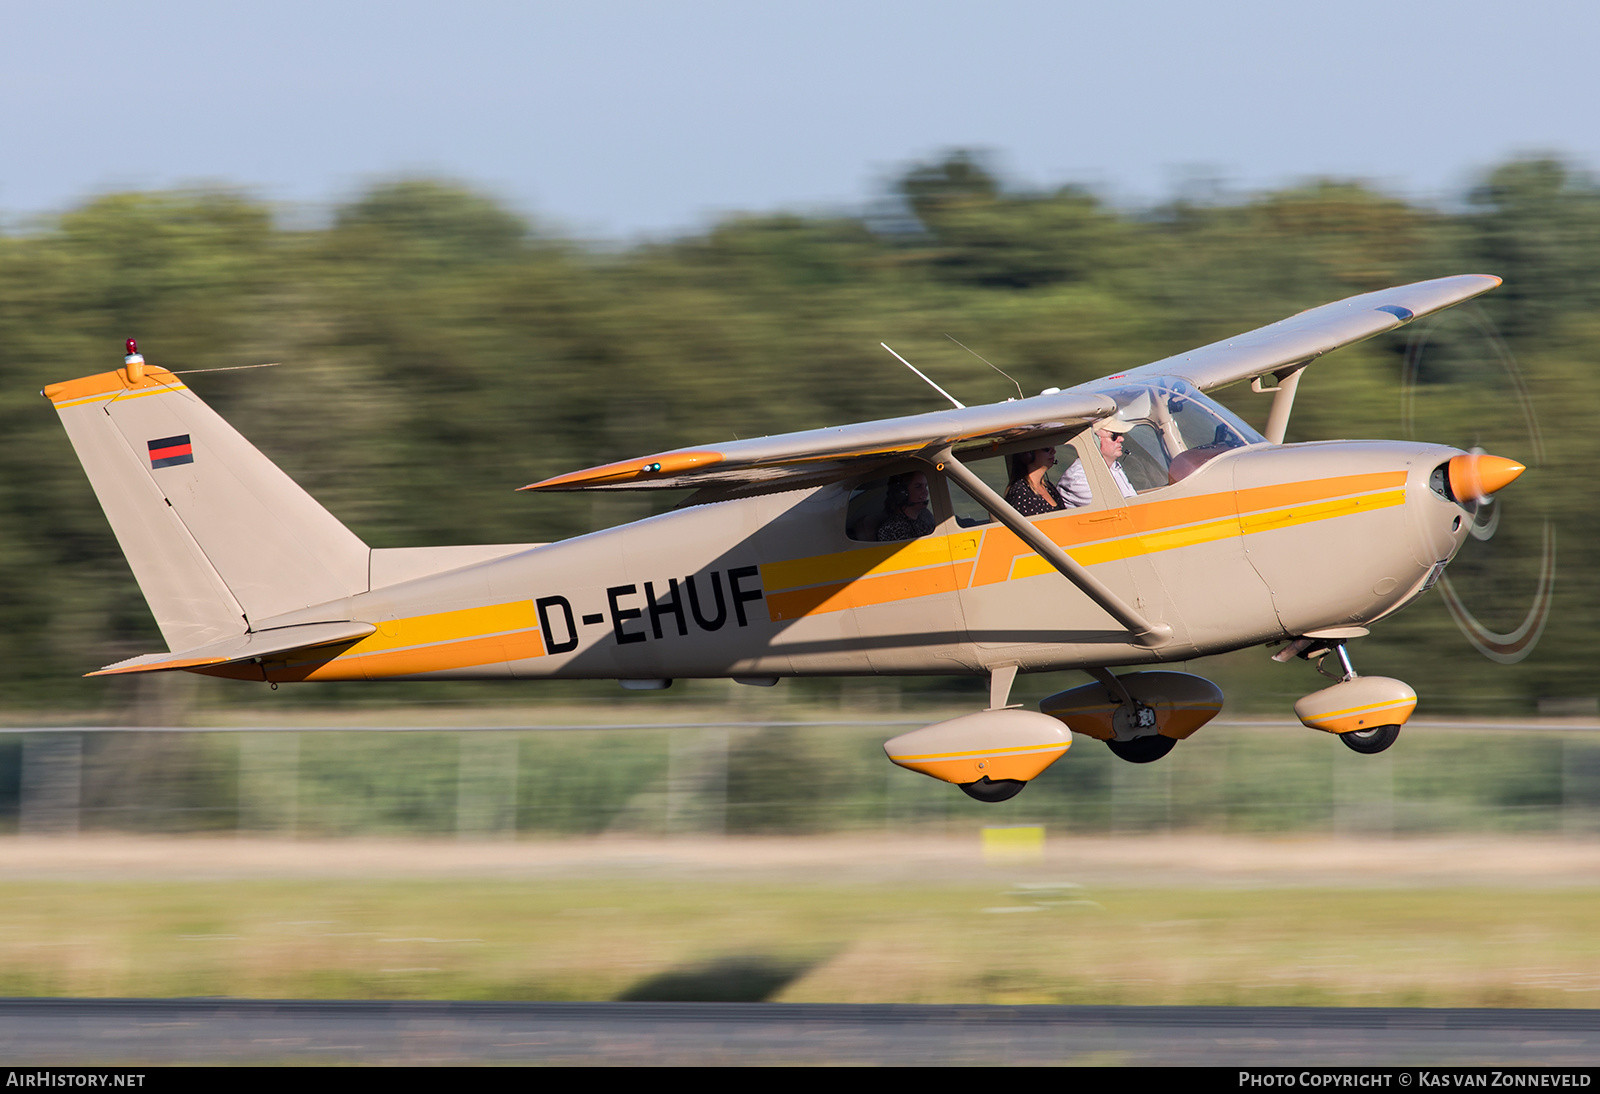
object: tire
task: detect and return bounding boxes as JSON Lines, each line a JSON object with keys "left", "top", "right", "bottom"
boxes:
{"left": 1105, "top": 735, "right": 1177, "bottom": 764}
{"left": 958, "top": 777, "right": 1027, "bottom": 802}
{"left": 1340, "top": 724, "right": 1401, "bottom": 754}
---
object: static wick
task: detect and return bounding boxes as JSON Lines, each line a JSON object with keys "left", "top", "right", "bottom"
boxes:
{"left": 944, "top": 333, "right": 1024, "bottom": 401}
{"left": 880, "top": 343, "right": 965, "bottom": 410}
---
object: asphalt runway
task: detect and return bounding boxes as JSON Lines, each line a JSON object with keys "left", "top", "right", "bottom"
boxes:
{"left": 2, "top": 999, "right": 1599, "bottom": 1066}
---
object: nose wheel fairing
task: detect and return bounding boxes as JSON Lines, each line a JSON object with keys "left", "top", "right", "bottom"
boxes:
{"left": 1293, "top": 674, "right": 1417, "bottom": 736}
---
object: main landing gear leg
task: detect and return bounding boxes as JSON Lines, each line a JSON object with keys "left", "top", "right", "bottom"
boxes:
{"left": 1089, "top": 667, "right": 1177, "bottom": 764}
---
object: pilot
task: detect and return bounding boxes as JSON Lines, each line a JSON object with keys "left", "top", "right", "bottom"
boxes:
{"left": 1059, "top": 418, "right": 1136, "bottom": 506}
{"left": 876, "top": 471, "right": 937, "bottom": 541}
{"left": 1005, "top": 447, "right": 1067, "bottom": 516}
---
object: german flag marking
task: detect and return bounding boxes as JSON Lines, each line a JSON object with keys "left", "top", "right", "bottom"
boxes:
{"left": 148, "top": 434, "right": 194, "bottom": 469}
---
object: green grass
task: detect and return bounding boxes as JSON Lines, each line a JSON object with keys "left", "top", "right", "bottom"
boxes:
{"left": 1, "top": 876, "right": 1596, "bottom": 1007}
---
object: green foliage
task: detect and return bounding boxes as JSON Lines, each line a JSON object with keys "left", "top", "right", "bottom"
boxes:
{"left": 3, "top": 154, "right": 1598, "bottom": 716}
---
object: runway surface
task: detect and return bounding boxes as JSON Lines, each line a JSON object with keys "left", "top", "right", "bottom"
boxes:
{"left": 3, "top": 999, "right": 1599, "bottom": 1065}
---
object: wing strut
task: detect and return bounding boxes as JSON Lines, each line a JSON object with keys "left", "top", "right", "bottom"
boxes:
{"left": 1255, "top": 365, "right": 1308, "bottom": 445}
{"left": 936, "top": 448, "right": 1173, "bottom": 649}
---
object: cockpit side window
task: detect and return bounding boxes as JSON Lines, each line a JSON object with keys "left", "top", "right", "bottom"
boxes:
{"left": 1161, "top": 386, "right": 1256, "bottom": 483}
{"left": 1082, "top": 377, "right": 1265, "bottom": 490}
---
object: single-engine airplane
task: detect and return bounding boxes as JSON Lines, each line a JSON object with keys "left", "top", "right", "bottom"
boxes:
{"left": 45, "top": 274, "right": 1525, "bottom": 802}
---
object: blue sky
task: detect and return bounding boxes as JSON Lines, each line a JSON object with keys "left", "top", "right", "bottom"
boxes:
{"left": 5, "top": 0, "right": 1595, "bottom": 237}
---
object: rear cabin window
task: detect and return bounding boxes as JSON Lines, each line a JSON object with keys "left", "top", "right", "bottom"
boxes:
{"left": 847, "top": 470, "right": 937, "bottom": 542}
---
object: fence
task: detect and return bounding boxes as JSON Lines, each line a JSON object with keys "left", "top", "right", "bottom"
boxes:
{"left": 4, "top": 719, "right": 1599, "bottom": 838}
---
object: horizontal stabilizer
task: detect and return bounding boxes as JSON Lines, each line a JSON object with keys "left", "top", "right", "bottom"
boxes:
{"left": 88, "top": 620, "right": 377, "bottom": 677}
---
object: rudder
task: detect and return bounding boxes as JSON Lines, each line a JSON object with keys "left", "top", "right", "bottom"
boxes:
{"left": 45, "top": 362, "right": 369, "bottom": 651}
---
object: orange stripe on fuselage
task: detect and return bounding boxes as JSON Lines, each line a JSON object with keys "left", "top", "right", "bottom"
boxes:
{"left": 969, "top": 470, "right": 1406, "bottom": 589}
{"left": 764, "top": 470, "right": 1408, "bottom": 620}
{"left": 767, "top": 562, "right": 975, "bottom": 620}
{"left": 968, "top": 510, "right": 1131, "bottom": 588}
{"left": 191, "top": 600, "right": 550, "bottom": 682}
{"left": 263, "top": 627, "right": 546, "bottom": 681}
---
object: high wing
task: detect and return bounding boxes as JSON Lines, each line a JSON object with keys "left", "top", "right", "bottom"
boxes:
{"left": 523, "top": 274, "right": 1499, "bottom": 494}
{"left": 1109, "top": 274, "right": 1501, "bottom": 394}
{"left": 521, "top": 390, "right": 1117, "bottom": 492}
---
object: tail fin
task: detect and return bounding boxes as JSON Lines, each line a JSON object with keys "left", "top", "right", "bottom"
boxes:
{"left": 45, "top": 364, "right": 369, "bottom": 651}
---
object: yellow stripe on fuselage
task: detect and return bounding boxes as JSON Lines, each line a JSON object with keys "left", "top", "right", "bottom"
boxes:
{"left": 1008, "top": 486, "right": 1405, "bottom": 581}
{"left": 346, "top": 600, "right": 542, "bottom": 654}
{"left": 260, "top": 600, "right": 547, "bottom": 681}
{"left": 761, "top": 532, "right": 979, "bottom": 591}
{"left": 764, "top": 471, "right": 1407, "bottom": 618}
{"left": 763, "top": 534, "right": 982, "bottom": 622}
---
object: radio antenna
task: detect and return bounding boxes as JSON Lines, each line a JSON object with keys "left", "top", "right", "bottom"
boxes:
{"left": 169, "top": 362, "right": 282, "bottom": 375}
{"left": 880, "top": 343, "right": 965, "bottom": 410}
{"left": 944, "top": 334, "right": 1023, "bottom": 401}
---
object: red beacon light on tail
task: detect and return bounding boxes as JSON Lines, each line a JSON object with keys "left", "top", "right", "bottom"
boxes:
{"left": 123, "top": 338, "right": 145, "bottom": 382}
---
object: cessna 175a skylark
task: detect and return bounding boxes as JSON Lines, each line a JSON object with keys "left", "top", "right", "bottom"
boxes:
{"left": 45, "top": 274, "right": 1526, "bottom": 802}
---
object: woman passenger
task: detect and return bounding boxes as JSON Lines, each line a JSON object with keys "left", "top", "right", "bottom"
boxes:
{"left": 1004, "top": 447, "right": 1067, "bottom": 516}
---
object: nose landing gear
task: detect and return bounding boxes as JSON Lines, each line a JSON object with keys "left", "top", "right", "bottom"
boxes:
{"left": 1278, "top": 631, "right": 1416, "bottom": 755}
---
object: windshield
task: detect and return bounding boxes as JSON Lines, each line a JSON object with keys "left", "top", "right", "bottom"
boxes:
{"left": 1081, "top": 377, "right": 1265, "bottom": 489}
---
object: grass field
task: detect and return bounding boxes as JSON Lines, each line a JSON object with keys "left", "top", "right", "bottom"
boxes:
{"left": 1, "top": 835, "right": 1598, "bottom": 1007}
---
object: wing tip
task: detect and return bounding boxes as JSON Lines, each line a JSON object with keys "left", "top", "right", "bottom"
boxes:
{"left": 1448, "top": 272, "right": 1504, "bottom": 301}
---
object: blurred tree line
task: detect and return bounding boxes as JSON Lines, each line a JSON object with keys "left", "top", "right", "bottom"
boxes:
{"left": 2, "top": 153, "right": 1597, "bottom": 715}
